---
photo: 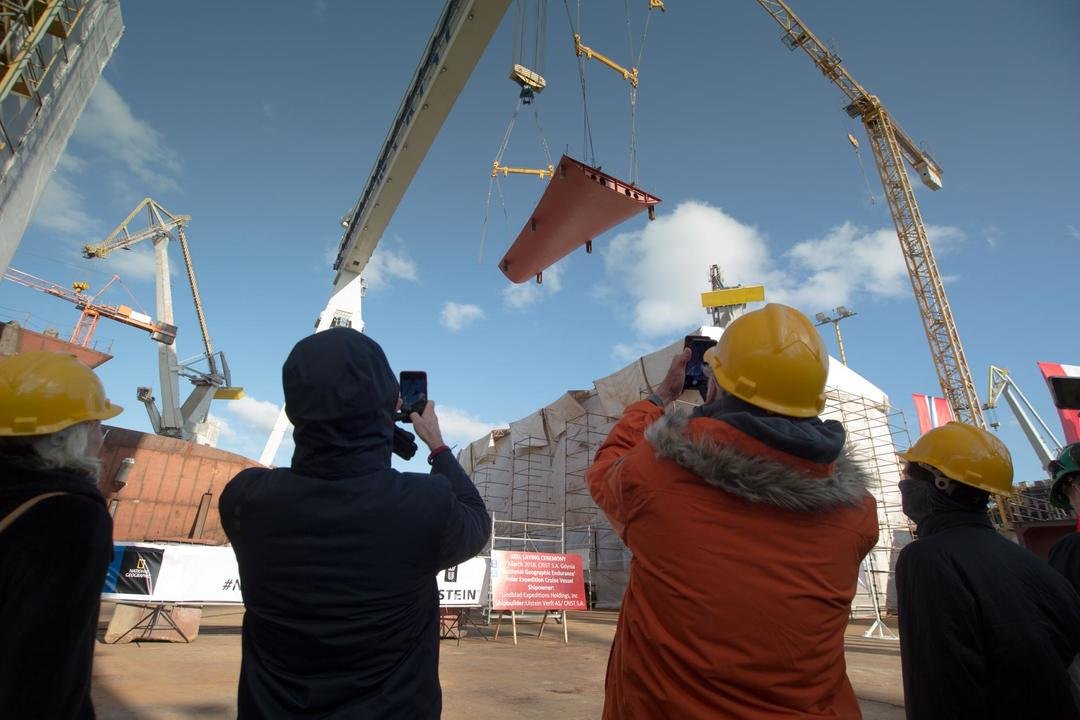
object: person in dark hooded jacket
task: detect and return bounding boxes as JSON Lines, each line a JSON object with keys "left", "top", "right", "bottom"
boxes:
{"left": 896, "top": 423, "right": 1080, "bottom": 719}
{"left": 586, "top": 304, "right": 879, "bottom": 719}
{"left": 0, "top": 351, "right": 122, "bottom": 720}
{"left": 219, "top": 328, "right": 490, "bottom": 719}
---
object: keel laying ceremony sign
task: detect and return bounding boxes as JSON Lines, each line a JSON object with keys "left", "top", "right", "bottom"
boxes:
{"left": 490, "top": 550, "right": 587, "bottom": 611}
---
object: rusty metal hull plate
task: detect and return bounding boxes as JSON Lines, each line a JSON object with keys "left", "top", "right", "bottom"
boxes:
{"left": 1, "top": 322, "right": 112, "bottom": 368}
{"left": 101, "top": 427, "right": 264, "bottom": 545}
{"left": 498, "top": 154, "right": 660, "bottom": 283}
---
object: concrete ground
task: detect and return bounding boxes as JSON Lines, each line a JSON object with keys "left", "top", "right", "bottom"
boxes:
{"left": 92, "top": 605, "right": 905, "bottom": 719}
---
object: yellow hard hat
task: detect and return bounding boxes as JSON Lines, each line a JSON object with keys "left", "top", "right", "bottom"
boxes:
{"left": 0, "top": 351, "right": 122, "bottom": 436}
{"left": 703, "top": 303, "right": 828, "bottom": 418}
{"left": 898, "top": 422, "right": 1014, "bottom": 496}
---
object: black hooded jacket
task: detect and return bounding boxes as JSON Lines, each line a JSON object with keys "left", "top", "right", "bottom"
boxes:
{"left": 0, "top": 465, "right": 113, "bottom": 720}
{"left": 896, "top": 509, "right": 1080, "bottom": 719}
{"left": 219, "top": 329, "right": 490, "bottom": 719}
{"left": 1050, "top": 531, "right": 1080, "bottom": 598}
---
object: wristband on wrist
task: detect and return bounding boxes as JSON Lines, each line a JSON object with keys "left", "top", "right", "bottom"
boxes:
{"left": 427, "top": 444, "right": 450, "bottom": 465}
{"left": 646, "top": 393, "right": 666, "bottom": 408}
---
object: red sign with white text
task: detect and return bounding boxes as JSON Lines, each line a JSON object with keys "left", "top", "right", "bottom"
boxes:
{"left": 490, "top": 550, "right": 587, "bottom": 611}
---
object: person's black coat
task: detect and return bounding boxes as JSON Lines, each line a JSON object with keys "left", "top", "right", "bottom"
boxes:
{"left": 219, "top": 329, "right": 490, "bottom": 719}
{"left": 897, "top": 510, "right": 1080, "bottom": 719}
{"left": 1050, "top": 531, "right": 1080, "bottom": 598}
{"left": 0, "top": 466, "right": 113, "bottom": 719}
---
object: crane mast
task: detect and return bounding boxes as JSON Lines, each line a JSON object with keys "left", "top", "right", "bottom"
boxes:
{"left": 755, "top": 0, "right": 983, "bottom": 429}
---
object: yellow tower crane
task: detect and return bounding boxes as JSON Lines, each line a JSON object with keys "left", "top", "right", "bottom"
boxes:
{"left": 753, "top": 1, "right": 1033, "bottom": 523}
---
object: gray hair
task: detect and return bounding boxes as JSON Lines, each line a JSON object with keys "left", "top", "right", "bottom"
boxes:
{"left": 0, "top": 422, "right": 101, "bottom": 482}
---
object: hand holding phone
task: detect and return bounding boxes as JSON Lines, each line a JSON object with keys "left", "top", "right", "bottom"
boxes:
{"left": 398, "top": 371, "right": 428, "bottom": 423}
{"left": 683, "top": 335, "right": 717, "bottom": 401}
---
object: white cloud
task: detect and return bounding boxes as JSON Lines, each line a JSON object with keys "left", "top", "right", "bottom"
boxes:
{"left": 440, "top": 301, "right": 485, "bottom": 332}
{"left": 775, "top": 222, "right": 912, "bottom": 309}
{"left": 74, "top": 79, "right": 180, "bottom": 190}
{"left": 363, "top": 243, "right": 419, "bottom": 291}
{"left": 602, "top": 200, "right": 966, "bottom": 338}
{"left": 32, "top": 164, "right": 96, "bottom": 235}
{"left": 207, "top": 413, "right": 239, "bottom": 442}
{"left": 1068, "top": 225, "right": 1080, "bottom": 242}
{"left": 95, "top": 244, "right": 159, "bottom": 282}
{"left": 604, "top": 202, "right": 776, "bottom": 337}
{"left": 224, "top": 395, "right": 284, "bottom": 434}
{"left": 435, "top": 405, "right": 506, "bottom": 448}
{"left": 612, "top": 340, "right": 665, "bottom": 363}
{"left": 501, "top": 259, "right": 565, "bottom": 310}
{"left": 210, "top": 394, "right": 293, "bottom": 465}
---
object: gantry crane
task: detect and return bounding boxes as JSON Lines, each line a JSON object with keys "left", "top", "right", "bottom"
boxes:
{"left": 1, "top": 267, "right": 177, "bottom": 347}
{"left": 83, "top": 198, "right": 242, "bottom": 443}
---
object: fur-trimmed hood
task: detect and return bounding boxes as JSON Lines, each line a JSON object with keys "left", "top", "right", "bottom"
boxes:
{"left": 644, "top": 411, "right": 873, "bottom": 512}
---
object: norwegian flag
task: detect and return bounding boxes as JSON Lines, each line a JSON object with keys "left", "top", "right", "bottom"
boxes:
{"left": 1037, "top": 361, "right": 1080, "bottom": 444}
{"left": 912, "top": 394, "right": 954, "bottom": 436}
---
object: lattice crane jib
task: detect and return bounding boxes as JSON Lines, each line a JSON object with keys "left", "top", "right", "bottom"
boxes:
{"left": 753, "top": 0, "right": 1023, "bottom": 520}
{"left": 754, "top": 1, "right": 979, "bottom": 425}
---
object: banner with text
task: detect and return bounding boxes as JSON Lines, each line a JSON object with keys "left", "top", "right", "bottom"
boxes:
{"left": 490, "top": 550, "right": 587, "bottom": 611}
{"left": 104, "top": 543, "right": 489, "bottom": 607}
{"left": 437, "top": 556, "right": 488, "bottom": 607}
{"left": 102, "top": 543, "right": 244, "bottom": 604}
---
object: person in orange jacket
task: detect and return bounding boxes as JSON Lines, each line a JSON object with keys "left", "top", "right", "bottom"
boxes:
{"left": 586, "top": 303, "right": 879, "bottom": 719}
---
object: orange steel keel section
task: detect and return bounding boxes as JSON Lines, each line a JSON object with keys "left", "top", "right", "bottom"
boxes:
{"left": 498, "top": 155, "right": 661, "bottom": 283}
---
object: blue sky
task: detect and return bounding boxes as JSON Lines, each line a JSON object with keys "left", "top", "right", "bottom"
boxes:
{"left": 2, "top": 0, "right": 1078, "bottom": 479}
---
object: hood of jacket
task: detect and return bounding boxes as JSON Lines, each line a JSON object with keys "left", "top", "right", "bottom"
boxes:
{"left": 645, "top": 409, "right": 872, "bottom": 512}
{"left": 283, "top": 328, "right": 399, "bottom": 479}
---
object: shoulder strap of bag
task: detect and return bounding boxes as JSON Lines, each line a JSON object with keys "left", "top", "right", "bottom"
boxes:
{"left": 0, "top": 492, "right": 70, "bottom": 535}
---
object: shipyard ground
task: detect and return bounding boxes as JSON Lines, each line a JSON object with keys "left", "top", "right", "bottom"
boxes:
{"left": 92, "top": 604, "right": 905, "bottom": 719}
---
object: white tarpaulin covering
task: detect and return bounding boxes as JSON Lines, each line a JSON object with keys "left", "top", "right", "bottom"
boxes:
{"left": 464, "top": 324, "right": 910, "bottom": 616}
{"left": 542, "top": 391, "right": 588, "bottom": 439}
{"left": 510, "top": 410, "right": 547, "bottom": 449}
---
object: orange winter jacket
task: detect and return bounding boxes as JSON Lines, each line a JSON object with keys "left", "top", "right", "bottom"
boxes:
{"left": 586, "top": 400, "right": 879, "bottom": 720}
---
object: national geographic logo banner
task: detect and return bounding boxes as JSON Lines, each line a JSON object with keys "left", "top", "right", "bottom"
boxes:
{"left": 103, "top": 544, "right": 163, "bottom": 598}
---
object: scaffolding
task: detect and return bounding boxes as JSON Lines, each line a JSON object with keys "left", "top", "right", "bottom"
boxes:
{"left": 820, "top": 387, "right": 913, "bottom": 637}
{"left": 511, "top": 437, "right": 557, "bottom": 523}
{"left": 1, "top": 0, "right": 123, "bottom": 273}
{"left": 463, "top": 335, "right": 923, "bottom": 622}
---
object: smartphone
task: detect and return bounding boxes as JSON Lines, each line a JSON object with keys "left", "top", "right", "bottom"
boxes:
{"left": 683, "top": 335, "right": 717, "bottom": 400}
{"left": 399, "top": 371, "right": 428, "bottom": 422}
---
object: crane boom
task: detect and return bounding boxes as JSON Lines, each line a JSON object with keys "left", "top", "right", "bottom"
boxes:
{"left": 755, "top": 0, "right": 982, "bottom": 428}
{"left": 986, "top": 366, "right": 1063, "bottom": 468}
{"left": 332, "top": 0, "right": 512, "bottom": 284}
{"left": 755, "top": 0, "right": 942, "bottom": 186}
{"left": 85, "top": 198, "right": 216, "bottom": 373}
{"left": 2, "top": 267, "right": 177, "bottom": 345}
